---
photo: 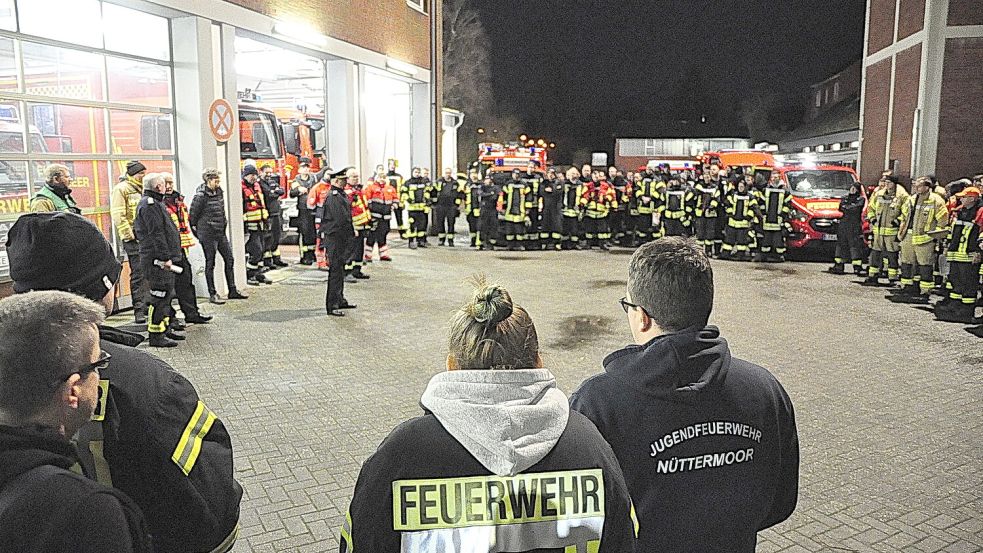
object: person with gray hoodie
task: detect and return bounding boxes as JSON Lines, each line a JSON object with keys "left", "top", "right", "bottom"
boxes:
{"left": 339, "top": 278, "right": 637, "bottom": 552}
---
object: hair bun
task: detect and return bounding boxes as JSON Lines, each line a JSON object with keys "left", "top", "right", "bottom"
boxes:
{"left": 471, "top": 285, "right": 513, "bottom": 325}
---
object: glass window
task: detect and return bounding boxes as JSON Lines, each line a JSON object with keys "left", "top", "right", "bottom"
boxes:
{"left": 0, "top": 37, "right": 17, "bottom": 92}
{"left": 106, "top": 57, "right": 170, "bottom": 108}
{"left": 138, "top": 114, "right": 171, "bottom": 151}
{"left": 18, "top": 0, "right": 103, "bottom": 49}
{"left": 0, "top": 0, "right": 15, "bottom": 31}
{"left": 21, "top": 41, "right": 106, "bottom": 101}
{"left": 28, "top": 102, "right": 107, "bottom": 154}
{"left": 0, "top": 159, "right": 29, "bottom": 211}
{"left": 102, "top": 4, "right": 170, "bottom": 61}
{"left": 814, "top": 91, "right": 821, "bottom": 107}
{"left": 282, "top": 122, "right": 300, "bottom": 156}
{"left": 108, "top": 110, "right": 171, "bottom": 153}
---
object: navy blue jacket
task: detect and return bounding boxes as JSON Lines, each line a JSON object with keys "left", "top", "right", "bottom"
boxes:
{"left": 570, "top": 326, "right": 799, "bottom": 552}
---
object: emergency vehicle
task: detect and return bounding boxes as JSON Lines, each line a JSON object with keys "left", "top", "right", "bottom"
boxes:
{"left": 238, "top": 102, "right": 287, "bottom": 186}
{"left": 777, "top": 164, "right": 869, "bottom": 250}
{"left": 701, "top": 149, "right": 778, "bottom": 172}
{"left": 477, "top": 142, "right": 548, "bottom": 186}
{"left": 275, "top": 109, "right": 325, "bottom": 180}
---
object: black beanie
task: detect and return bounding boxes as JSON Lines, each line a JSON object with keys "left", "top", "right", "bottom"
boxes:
{"left": 6, "top": 213, "right": 123, "bottom": 302}
{"left": 126, "top": 161, "right": 147, "bottom": 176}
{"left": 241, "top": 165, "right": 259, "bottom": 179}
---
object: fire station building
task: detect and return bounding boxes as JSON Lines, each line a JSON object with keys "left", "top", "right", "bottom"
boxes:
{"left": 0, "top": 0, "right": 444, "bottom": 298}
{"left": 858, "top": 0, "right": 983, "bottom": 185}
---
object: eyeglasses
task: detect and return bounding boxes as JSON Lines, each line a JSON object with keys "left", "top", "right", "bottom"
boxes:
{"left": 619, "top": 297, "right": 641, "bottom": 314}
{"left": 53, "top": 351, "right": 111, "bottom": 389}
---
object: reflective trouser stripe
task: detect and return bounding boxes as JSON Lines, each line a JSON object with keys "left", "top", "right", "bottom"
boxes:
{"left": 207, "top": 525, "right": 239, "bottom": 553}
{"left": 147, "top": 305, "right": 168, "bottom": 333}
{"left": 171, "top": 401, "right": 217, "bottom": 475}
{"left": 340, "top": 511, "right": 354, "bottom": 552}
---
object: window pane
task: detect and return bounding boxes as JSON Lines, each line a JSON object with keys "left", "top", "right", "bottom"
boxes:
{"left": 0, "top": 160, "right": 30, "bottom": 280}
{"left": 109, "top": 110, "right": 172, "bottom": 155}
{"left": 107, "top": 57, "right": 171, "bottom": 108}
{"left": 22, "top": 41, "right": 105, "bottom": 101}
{"left": 18, "top": 0, "right": 103, "bottom": 49}
{"left": 102, "top": 4, "right": 170, "bottom": 61}
{"left": 0, "top": 101, "right": 26, "bottom": 153}
{"left": 28, "top": 103, "right": 107, "bottom": 154}
{"left": 0, "top": 0, "right": 15, "bottom": 31}
{"left": 0, "top": 37, "right": 17, "bottom": 92}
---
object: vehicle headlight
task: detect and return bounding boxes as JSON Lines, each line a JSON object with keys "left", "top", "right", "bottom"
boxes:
{"left": 793, "top": 206, "right": 809, "bottom": 222}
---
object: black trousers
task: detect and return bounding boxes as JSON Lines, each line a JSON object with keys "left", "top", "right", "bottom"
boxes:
{"left": 949, "top": 261, "right": 981, "bottom": 304}
{"left": 407, "top": 210, "right": 428, "bottom": 242}
{"left": 759, "top": 230, "right": 786, "bottom": 254}
{"left": 122, "top": 240, "right": 147, "bottom": 314}
{"left": 143, "top": 262, "right": 175, "bottom": 336}
{"left": 467, "top": 214, "right": 480, "bottom": 236}
{"left": 324, "top": 233, "right": 352, "bottom": 310}
{"left": 264, "top": 215, "right": 283, "bottom": 264}
{"left": 346, "top": 233, "right": 367, "bottom": 273}
{"left": 173, "top": 251, "right": 200, "bottom": 318}
{"left": 540, "top": 208, "right": 563, "bottom": 243}
{"left": 562, "top": 215, "right": 581, "bottom": 248}
{"left": 663, "top": 219, "right": 687, "bottom": 237}
{"left": 200, "top": 231, "right": 236, "bottom": 295}
{"left": 835, "top": 229, "right": 865, "bottom": 266}
{"left": 610, "top": 210, "right": 625, "bottom": 241}
{"left": 693, "top": 218, "right": 717, "bottom": 250}
{"left": 526, "top": 208, "right": 540, "bottom": 241}
{"left": 295, "top": 211, "right": 316, "bottom": 260}
{"left": 244, "top": 229, "right": 266, "bottom": 277}
{"left": 435, "top": 205, "right": 458, "bottom": 241}
{"left": 479, "top": 212, "right": 498, "bottom": 248}
{"left": 634, "top": 214, "right": 654, "bottom": 243}
{"left": 367, "top": 218, "right": 390, "bottom": 249}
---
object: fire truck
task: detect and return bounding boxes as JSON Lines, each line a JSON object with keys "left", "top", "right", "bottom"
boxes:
{"left": 777, "top": 163, "right": 869, "bottom": 251}
{"left": 477, "top": 142, "right": 549, "bottom": 185}
{"left": 275, "top": 109, "right": 325, "bottom": 180}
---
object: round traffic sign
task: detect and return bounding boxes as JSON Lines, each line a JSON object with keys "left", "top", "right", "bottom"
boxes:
{"left": 208, "top": 99, "right": 235, "bottom": 143}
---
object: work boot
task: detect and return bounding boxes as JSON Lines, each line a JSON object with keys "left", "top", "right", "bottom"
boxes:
{"left": 409, "top": 240, "right": 418, "bottom": 250}
{"left": 754, "top": 252, "right": 766, "bottom": 262}
{"left": 936, "top": 303, "right": 975, "bottom": 324}
{"left": 171, "top": 319, "right": 186, "bottom": 332}
{"left": 418, "top": 240, "right": 429, "bottom": 248}
{"left": 165, "top": 330, "right": 185, "bottom": 341}
{"left": 185, "top": 314, "right": 213, "bottom": 324}
{"left": 438, "top": 238, "right": 446, "bottom": 246}
{"left": 345, "top": 274, "right": 357, "bottom": 283}
{"left": 134, "top": 309, "right": 147, "bottom": 324}
{"left": 209, "top": 294, "right": 226, "bottom": 305}
{"left": 860, "top": 276, "right": 880, "bottom": 287}
{"left": 448, "top": 240, "right": 455, "bottom": 247}
{"left": 353, "top": 271, "right": 370, "bottom": 280}
{"left": 247, "top": 277, "right": 260, "bottom": 286}
{"left": 227, "top": 289, "right": 249, "bottom": 300}
{"left": 470, "top": 237, "right": 477, "bottom": 248}
{"left": 827, "top": 264, "right": 846, "bottom": 275}
{"left": 273, "top": 258, "right": 288, "bottom": 268}
{"left": 149, "top": 334, "right": 178, "bottom": 348}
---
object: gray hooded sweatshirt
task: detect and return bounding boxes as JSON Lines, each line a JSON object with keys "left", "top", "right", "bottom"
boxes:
{"left": 420, "top": 368, "right": 570, "bottom": 477}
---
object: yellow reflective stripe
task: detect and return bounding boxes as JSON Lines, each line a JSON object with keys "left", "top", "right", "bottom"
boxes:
{"left": 171, "top": 401, "right": 217, "bottom": 475}
{"left": 340, "top": 510, "right": 354, "bottom": 552}
{"left": 630, "top": 501, "right": 639, "bottom": 538}
{"left": 207, "top": 524, "right": 239, "bottom": 553}
{"left": 146, "top": 306, "right": 167, "bottom": 333}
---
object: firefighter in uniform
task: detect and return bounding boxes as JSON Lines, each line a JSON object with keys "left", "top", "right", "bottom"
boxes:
{"left": 608, "top": 166, "right": 630, "bottom": 245}
{"left": 707, "top": 164, "right": 731, "bottom": 255}
{"left": 241, "top": 165, "right": 271, "bottom": 285}
{"left": 402, "top": 167, "right": 431, "bottom": 249}
{"left": 561, "top": 167, "right": 585, "bottom": 249}
{"left": 865, "top": 176, "right": 908, "bottom": 287}
{"left": 464, "top": 169, "right": 483, "bottom": 248}
{"left": 291, "top": 161, "right": 318, "bottom": 265}
{"left": 364, "top": 172, "right": 398, "bottom": 261}
{"left": 895, "top": 176, "right": 949, "bottom": 303}
{"left": 162, "top": 173, "right": 211, "bottom": 326}
{"left": 434, "top": 167, "right": 465, "bottom": 246}
{"left": 934, "top": 187, "right": 982, "bottom": 323}
{"left": 581, "top": 171, "right": 617, "bottom": 250}
{"left": 385, "top": 161, "right": 407, "bottom": 237}
{"left": 693, "top": 172, "right": 721, "bottom": 256}
{"left": 133, "top": 173, "right": 183, "bottom": 348}
{"left": 539, "top": 168, "right": 564, "bottom": 250}
{"left": 633, "top": 169, "right": 661, "bottom": 245}
{"left": 521, "top": 161, "right": 543, "bottom": 247}
{"left": 321, "top": 168, "right": 357, "bottom": 317}
{"left": 478, "top": 175, "right": 501, "bottom": 250}
{"left": 499, "top": 169, "right": 532, "bottom": 251}
{"left": 828, "top": 181, "right": 867, "bottom": 275}
{"left": 307, "top": 173, "right": 333, "bottom": 270}
{"left": 259, "top": 165, "right": 287, "bottom": 269}
{"left": 344, "top": 169, "right": 371, "bottom": 281}
{"left": 757, "top": 175, "right": 792, "bottom": 262}
{"left": 112, "top": 161, "right": 149, "bottom": 323}
{"left": 5, "top": 212, "right": 243, "bottom": 553}
{"left": 659, "top": 176, "right": 693, "bottom": 238}
{"left": 721, "top": 178, "right": 759, "bottom": 261}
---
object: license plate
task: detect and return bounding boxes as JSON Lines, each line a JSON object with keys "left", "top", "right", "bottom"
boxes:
{"left": 822, "top": 233, "right": 838, "bottom": 241}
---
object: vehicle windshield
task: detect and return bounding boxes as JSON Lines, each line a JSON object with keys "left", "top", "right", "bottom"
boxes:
{"left": 0, "top": 131, "right": 48, "bottom": 154}
{"left": 240, "top": 110, "right": 283, "bottom": 159}
{"left": 785, "top": 170, "right": 857, "bottom": 198}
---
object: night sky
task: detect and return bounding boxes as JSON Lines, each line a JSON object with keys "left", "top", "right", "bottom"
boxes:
{"left": 476, "top": 0, "right": 866, "bottom": 162}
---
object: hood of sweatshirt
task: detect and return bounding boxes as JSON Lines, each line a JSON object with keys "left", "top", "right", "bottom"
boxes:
{"left": 601, "top": 326, "right": 731, "bottom": 401}
{"left": 0, "top": 424, "right": 77, "bottom": 488}
{"left": 420, "top": 369, "right": 569, "bottom": 477}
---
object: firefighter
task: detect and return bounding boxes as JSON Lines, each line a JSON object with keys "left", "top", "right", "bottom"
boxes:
{"left": 30, "top": 163, "right": 81, "bottom": 213}
{"left": 320, "top": 168, "right": 357, "bottom": 317}
{"left": 707, "top": 163, "right": 731, "bottom": 255}
{"left": 659, "top": 176, "right": 693, "bottom": 238}
{"left": 133, "top": 173, "right": 183, "bottom": 348}
{"left": 385, "top": 161, "right": 407, "bottom": 237}
{"left": 608, "top": 166, "right": 630, "bottom": 246}
{"left": 259, "top": 164, "right": 287, "bottom": 268}
{"left": 934, "top": 187, "right": 982, "bottom": 323}
{"left": 478, "top": 175, "right": 501, "bottom": 250}
{"left": 161, "top": 172, "right": 211, "bottom": 326}
{"left": 308, "top": 172, "right": 333, "bottom": 270}
{"left": 463, "top": 169, "right": 482, "bottom": 248}
{"left": 434, "top": 167, "right": 465, "bottom": 246}
{"left": 344, "top": 169, "right": 371, "bottom": 282}
{"left": 402, "top": 167, "right": 431, "bottom": 249}
{"left": 111, "top": 161, "right": 148, "bottom": 323}
{"left": 364, "top": 172, "right": 398, "bottom": 261}
{"left": 633, "top": 168, "right": 661, "bottom": 245}
{"left": 521, "top": 161, "right": 543, "bottom": 246}
{"left": 692, "top": 171, "right": 721, "bottom": 256}
{"left": 757, "top": 174, "right": 792, "bottom": 262}
{"left": 581, "top": 171, "right": 617, "bottom": 250}
{"left": 499, "top": 169, "right": 532, "bottom": 251}
{"left": 895, "top": 176, "right": 950, "bottom": 304}
{"left": 561, "top": 167, "right": 584, "bottom": 249}
{"left": 291, "top": 161, "right": 318, "bottom": 265}
{"left": 865, "top": 175, "right": 908, "bottom": 287}
{"left": 828, "top": 181, "right": 867, "bottom": 275}
{"left": 539, "top": 167, "right": 564, "bottom": 250}
{"left": 241, "top": 165, "right": 271, "bottom": 285}
{"left": 721, "top": 178, "right": 759, "bottom": 261}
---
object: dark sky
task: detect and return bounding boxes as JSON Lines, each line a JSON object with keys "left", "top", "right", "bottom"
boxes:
{"left": 476, "top": 0, "right": 866, "bottom": 162}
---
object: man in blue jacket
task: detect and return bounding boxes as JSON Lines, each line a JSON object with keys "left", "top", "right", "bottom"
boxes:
{"left": 570, "top": 236, "right": 799, "bottom": 552}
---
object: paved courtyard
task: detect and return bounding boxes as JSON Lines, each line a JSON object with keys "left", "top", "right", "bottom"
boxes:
{"left": 115, "top": 238, "right": 983, "bottom": 552}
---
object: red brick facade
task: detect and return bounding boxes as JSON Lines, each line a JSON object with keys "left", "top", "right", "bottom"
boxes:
{"left": 888, "top": 44, "right": 921, "bottom": 179}
{"left": 868, "top": 0, "right": 897, "bottom": 55}
{"left": 936, "top": 38, "right": 983, "bottom": 182}
{"left": 897, "top": 0, "right": 925, "bottom": 40}
{"left": 860, "top": 59, "right": 891, "bottom": 184}
{"left": 948, "top": 0, "right": 983, "bottom": 26}
{"left": 225, "top": 0, "right": 433, "bottom": 69}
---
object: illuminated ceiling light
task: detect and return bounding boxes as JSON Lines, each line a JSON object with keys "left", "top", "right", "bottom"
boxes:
{"left": 386, "top": 57, "right": 419, "bottom": 76}
{"left": 537, "top": 139, "right": 546, "bottom": 146}
{"left": 527, "top": 140, "right": 535, "bottom": 146}
{"left": 549, "top": 142, "right": 556, "bottom": 148}
{"left": 477, "top": 128, "right": 485, "bottom": 134}
{"left": 273, "top": 21, "right": 328, "bottom": 47}
{"left": 519, "top": 134, "right": 528, "bottom": 141}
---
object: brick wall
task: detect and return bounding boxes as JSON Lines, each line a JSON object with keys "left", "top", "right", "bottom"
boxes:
{"left": 888, "top": 44, "right": 921, "bottom": 181}
{"left": 897, "top": 0, "right": 925, "bottom": 40}
{"left": 935, "top": 38, "right": 983, "bottom": 183}
{"left": 860, "top": 59, "right": 891, "bottom": 184}
{"left": 225, "top": 0, "right": 432, "bottom": 69}
{"left": 948, "top": 0, "right": 983, "bottom": 26}
{"left": 868, "top": 0, "right": 897, "bottom": 55}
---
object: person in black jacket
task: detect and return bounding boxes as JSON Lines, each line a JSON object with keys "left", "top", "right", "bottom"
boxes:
{"left": 340, "top": 278, "right": 637, "bottom": 552}
{"left": 477, "top": 175, "right": 501, "bottom": 250}
{"left": 5, "top": 212, "right": 244, "bottom": 553}
{"left": 540, "top": 169, "right": 564, "bottom": 250}
{"left": 133, "top": 173, "right": 184, "bottom": 348}
{"left": 189, "top": 168, "right": 247, "bottom": 305}
{"left": 0, "top": 291, "right": 153, "bottom": 553}
{"left": 259, "top": 165, "right": 287, "bottom": 268}
{"left": 828, "top": 182, "right": 867, "bottom": 275}
{"left": 433, "top": 167, "right": 464, "bottom": 246}
{"left": 290, "top": 161, "right": 318, "bottom": 265}
{"left": 570, "top": 237, "right": 799, "bottom": 552}
{"left": 320, "top": 168, "right": 357, "bottom": 317}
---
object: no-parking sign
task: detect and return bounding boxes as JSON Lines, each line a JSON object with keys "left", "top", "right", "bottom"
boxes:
{"left": 208, "top": 99, "right": 235, "bottom": 143}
